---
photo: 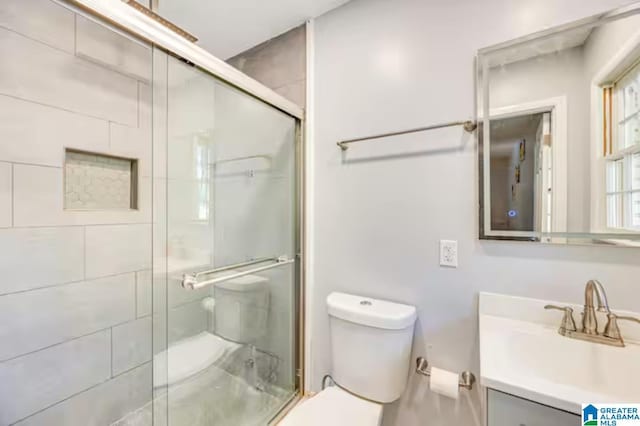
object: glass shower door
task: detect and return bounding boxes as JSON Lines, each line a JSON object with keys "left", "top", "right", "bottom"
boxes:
{"left": 153, "top": 49, "right": 299, "bottom": 426}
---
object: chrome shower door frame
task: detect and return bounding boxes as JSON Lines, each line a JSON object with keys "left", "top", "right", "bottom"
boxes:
{"left": 65, "top": 0, "right": 307, "bottom": 420}
{"left": 67, "top": 0, "right": 303, "bottom": 120}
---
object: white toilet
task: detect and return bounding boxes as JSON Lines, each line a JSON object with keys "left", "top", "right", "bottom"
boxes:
{"left": 213, "top": 274, "right": 270, "bottom": 344}
{"left": 153, "top": 274, "right": 269, "bottom": 388}
{"left": 280, "top": 292, "right": 417, "bottom": 426}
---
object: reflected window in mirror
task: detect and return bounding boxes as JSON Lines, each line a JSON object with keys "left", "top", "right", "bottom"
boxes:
{"left": 603, "top": 62, "right": 640, "bottom": 230}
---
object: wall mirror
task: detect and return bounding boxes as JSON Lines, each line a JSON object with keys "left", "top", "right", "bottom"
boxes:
{"left": 478, "top": 3, "right": 640, "bottom": 246}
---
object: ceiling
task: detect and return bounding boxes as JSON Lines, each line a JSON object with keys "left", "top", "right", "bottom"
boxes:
{"left": 485, "top": 25, "right": 594, "bottom": 68}
{"left": 158, "top": 0, "right": 351, "bottom": 59}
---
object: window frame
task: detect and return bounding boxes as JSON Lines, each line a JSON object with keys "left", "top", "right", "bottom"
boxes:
{"left": 604, "top": 60, "right": 640, "bottom": 231}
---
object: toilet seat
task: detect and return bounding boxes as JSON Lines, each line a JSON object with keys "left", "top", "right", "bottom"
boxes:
{"left": 278, "top": 386, "right": 383, "bottom": 426}
{"left": 153, "top": 332, "right": 240, "bottom": 388}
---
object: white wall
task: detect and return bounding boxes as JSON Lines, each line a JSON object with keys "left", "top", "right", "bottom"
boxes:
{"left": 310, "top": 1, "right": 640, "bottom": 425}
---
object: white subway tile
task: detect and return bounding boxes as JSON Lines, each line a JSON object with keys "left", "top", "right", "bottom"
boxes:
{"left": 0, "top": 226, "right": 84, "bottom": 294}
{"left": 152, "top": 297, "right": 207, "bottom": 352}
{"left": 152, "top": 297, "right": 167, "bottom": 356}
{"left": 0, "top": 162, "right": 10, "bottom": 227}
{"left": 0, "top": 273, "right": 136, "bottom": 361}
{"left": 138, "top": 81, "right": 154, "bottom": 131}
{"left": 75, "top": 14, "right": 152, "bottom": 82}
{"left": 112, "top": 317, "right": 152, "bottom": 376}
{"left": 0, "top": 28, "right": 138, "bottom": 125}
{"left": 112, "top": 403, "right": 154, "bottom": 426}
{"left": 166, "top": 63, "right": 216, "bottom": 179}
{"left": 85, "top": 224, "right": 152, "bottom": 278}
{"left": 140, "top": 82, "right": 152, "bottom": 134}
{"left": 13, "top": 165, "right": 61, "bottom": 226}
{"left": 153, "top": 178, "right": 167, "bottom": 228}
{"left": 168, "top": 300, "right": 208, "bottom": 346}
{"left": 14, "top": 363, "right": 152, "bottom": 426}
{"left": 13, "top": 164, "right": 151, "bottom": 227}
{"left": 152, "top": 50, "right": 169, "bottom": 180}
{"left": 0, "top": 331, "right": 111, "bottom": 425}
{"left": 110, "top": 122, "right": 151, "bottom": 177}
{"left": 0, "top": 0, "right": 75, "bottom": 53}
{"left": 136, "top": 270, "right": 152, "bottom": 318}
{"left": 113, "top": 81, "right": 154, "bottom": 179}
{"left": 0, "top": 95, "right": 109, "bottom": 167}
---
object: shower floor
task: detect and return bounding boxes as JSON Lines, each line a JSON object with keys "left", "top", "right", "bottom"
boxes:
{"left": 114, "top": 368, "right": 290, "bottom": 426}
{"left": 112, "top": 336, "right": 293, "bottom": 426}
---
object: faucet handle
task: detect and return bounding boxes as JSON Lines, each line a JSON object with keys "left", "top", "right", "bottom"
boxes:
{"left": 545, "top": 305, "right": 577, "bottom": 333}
{"left": 603, "top": 313, "right": 640, "bottom": 341}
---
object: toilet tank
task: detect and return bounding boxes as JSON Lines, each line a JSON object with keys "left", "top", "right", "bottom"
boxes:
{"left": 327, "top": 292, "right": 417, "bottom": 403}
{"left": 213, "top": 274, "right": 269, "bottom": 343}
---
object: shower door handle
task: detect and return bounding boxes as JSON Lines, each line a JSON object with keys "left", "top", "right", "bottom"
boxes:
{"left": 182, "top": 256, "right": 294, "bottom": 290}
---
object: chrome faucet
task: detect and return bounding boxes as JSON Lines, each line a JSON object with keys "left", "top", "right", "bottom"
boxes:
{"left": 545, "top": 280, "right": 640, "bottom": 347}
{"left": 582, "top": 279, "right": 610, "bottom": 335}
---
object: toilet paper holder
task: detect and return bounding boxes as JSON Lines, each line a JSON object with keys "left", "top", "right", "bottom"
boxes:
{"left": 415, "top": 357, "right": 476, "bottom": 390}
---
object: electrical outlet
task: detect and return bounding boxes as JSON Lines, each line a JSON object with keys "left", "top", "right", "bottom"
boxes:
{"left": 440, "top": 240, "right": 458, "bottom": 267}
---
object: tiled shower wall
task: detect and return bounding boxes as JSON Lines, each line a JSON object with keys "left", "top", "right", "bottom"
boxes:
{"left": 0, "top": 1, "right": 153, "bottom": 424}
{"left": 227, "top": 25, "right": 306, "bottom": 108}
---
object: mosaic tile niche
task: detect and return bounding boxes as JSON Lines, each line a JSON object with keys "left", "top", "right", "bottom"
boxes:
{"left": 64, "top": 150, "right": 138, "bottom": 210}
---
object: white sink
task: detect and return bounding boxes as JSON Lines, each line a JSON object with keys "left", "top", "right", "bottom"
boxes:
{"left": 480, "top": 293, "right": 640, "bottom": 414}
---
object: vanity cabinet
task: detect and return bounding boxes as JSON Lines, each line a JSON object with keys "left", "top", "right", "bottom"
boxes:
{"left": 487, "top": 389, "right": 579, "bottom": 426}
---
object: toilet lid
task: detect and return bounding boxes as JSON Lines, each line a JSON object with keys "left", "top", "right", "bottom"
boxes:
{"left": 153, "top": 332, "right": 240, "bottom": 387}
{"left": 279, "top": 387, "right": 383, "bottom": 426}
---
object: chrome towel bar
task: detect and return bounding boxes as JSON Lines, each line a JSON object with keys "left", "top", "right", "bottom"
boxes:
{"left": 337, "top": 119, "right": 477, "bottom": 151}
{"left": 182, "top": 256, "right": 294, "bottom": 290}
{"left": 415, "top": 357, "right": 476, "bottom": 390}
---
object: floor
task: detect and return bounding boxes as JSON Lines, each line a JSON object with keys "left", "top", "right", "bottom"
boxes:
{"left": 114, "top": 367, "right": 288, "bottom": 426}
{"left": 273, "top": 394, "right": 313, "bottom": 425}
{"left": 111, "top": 335, "right": 293, "bottom": 426}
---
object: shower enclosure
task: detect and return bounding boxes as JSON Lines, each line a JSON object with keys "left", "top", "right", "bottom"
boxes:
{"left": 148, "top": 50, "right": 302, "bottom": 426}
{"left": 0, "top": 1, "right": 303, "bottom": 425}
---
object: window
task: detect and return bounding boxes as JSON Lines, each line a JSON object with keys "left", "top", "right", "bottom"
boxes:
{"left": 194, "top": 135, "right": 211, "bottom": 222}
{"left": 604, "top": 61, "right": 640, "bottom": 230}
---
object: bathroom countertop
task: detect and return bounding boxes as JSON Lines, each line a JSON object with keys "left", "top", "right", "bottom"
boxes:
{"left": 479, "top": 292, "right": 640, "bottom": 414}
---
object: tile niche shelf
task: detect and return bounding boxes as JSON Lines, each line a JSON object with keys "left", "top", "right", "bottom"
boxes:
{"left": 64, "top": 149, "right": 139, "bottom": 211}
